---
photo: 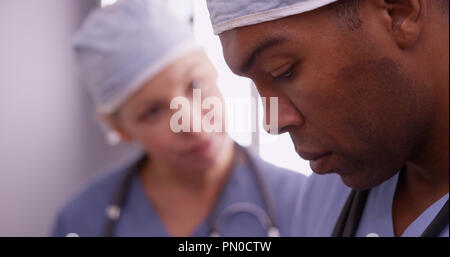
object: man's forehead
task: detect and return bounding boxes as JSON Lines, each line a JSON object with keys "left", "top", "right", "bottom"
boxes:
{"left": 220, "top": 23, "right": 280, "bottom": 73}
{"left": 219, "top": 20, "right": 299, "bottom": 75}
{"left": 218, "top": 8, "right": 340, "bottom": 75}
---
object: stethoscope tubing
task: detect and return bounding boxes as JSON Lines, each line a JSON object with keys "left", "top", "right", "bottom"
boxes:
{"left": 101, "top": 143, "right": 280, "bottom": 237}
{"left": 332, "top": 189, "right": 449, "bottom": 237}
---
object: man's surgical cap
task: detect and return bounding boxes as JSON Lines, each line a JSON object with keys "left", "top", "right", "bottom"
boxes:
{"left": 207, "top": 0, "right": 338, "bottom": 34}
{"left": 73, "top": 0, "right": 198, "bottom": 114}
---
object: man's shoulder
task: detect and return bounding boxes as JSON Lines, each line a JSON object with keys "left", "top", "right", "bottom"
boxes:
{"left": 291, "top": 173, "right": 352, "bottom": 236}
{"left": 302, "top": 173, "right": 351, "bottom": 203}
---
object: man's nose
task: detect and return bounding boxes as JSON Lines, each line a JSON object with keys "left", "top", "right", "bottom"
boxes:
{"left": 257, "top": 84, "right": 304, "bottom": 135}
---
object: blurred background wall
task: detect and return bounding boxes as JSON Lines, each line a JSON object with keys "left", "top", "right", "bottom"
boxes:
{"left": 0, "top": 0, "right": 139, "bottom": 236}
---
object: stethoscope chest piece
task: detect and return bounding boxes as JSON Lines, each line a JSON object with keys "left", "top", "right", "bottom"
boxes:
{"left": 106, "top": 205, "right": 121, "bottom": 221}
{"left": 268, "top": 226, "right": 280, "bottom": 237}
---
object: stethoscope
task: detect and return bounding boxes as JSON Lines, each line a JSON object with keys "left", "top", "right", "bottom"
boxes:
{"left": 101, "top": 143, "right": 280, "bottom": 237}
{"left": 332, "top": 171, "right": 449, "bottom": 237}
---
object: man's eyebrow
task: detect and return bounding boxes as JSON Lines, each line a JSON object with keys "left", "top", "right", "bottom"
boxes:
{"left": 240, "top": 36, "right": 288, "bottom": 74}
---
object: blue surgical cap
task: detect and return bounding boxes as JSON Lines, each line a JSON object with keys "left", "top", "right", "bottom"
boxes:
{"left": 207, "top": 0, "right": 338, "bottom": 34}
{"left": 74, "top": 0, "right": 199, "bottom": 114}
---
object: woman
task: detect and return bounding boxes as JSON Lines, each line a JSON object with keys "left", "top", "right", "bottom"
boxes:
{"left": 52, "top": 0, "right": 305, "bottom": 237}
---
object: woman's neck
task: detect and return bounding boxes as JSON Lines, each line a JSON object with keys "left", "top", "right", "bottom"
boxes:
{"left": 137, "top": 137, "right": 236, "bottom": 237}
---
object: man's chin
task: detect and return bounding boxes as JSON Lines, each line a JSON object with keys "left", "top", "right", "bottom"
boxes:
{"left": 310, "top": 167, "right": 375, "bottom": 190}
{"left": 338, "top": 172, "right": 388, "bottom": 191}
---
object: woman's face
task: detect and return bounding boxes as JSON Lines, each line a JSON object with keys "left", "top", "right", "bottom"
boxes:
{"left": 109, "top": 49, "right": 229, "bottom": 171}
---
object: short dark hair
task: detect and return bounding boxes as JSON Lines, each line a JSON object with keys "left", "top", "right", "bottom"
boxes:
{"left": 328, "top": 0, "right": 363, "bottom": 30}
{"left": 435, "top": 0, "right": 449, "bottom": 10}
{"left": 328, "top": 0, "right": 448, "bottom": 30}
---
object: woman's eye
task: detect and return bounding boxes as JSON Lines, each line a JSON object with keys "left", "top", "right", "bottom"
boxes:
{"left": 142, "top": 107, "right": 161, "bottom": 120}
{"left": 149, "top": 107, "right": 159, "bottom": 115}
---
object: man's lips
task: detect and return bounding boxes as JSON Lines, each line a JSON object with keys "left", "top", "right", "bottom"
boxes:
{"left": 297, "top": 150, "right": 335, "bottom": 175}
{"left": 297, "top": 151, "right": 332, "bottom": 161}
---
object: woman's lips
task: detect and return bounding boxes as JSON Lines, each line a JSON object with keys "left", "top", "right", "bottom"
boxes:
{"left": 184, "top": 140, "right": 213, "bottom": 155}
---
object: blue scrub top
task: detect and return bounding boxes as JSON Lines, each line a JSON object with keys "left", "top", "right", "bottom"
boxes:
{"left": 52, "top": 150, "right": 306, "bottom": 237}
{"left": 291, "top": 172, "right": 449, "bottom": 237}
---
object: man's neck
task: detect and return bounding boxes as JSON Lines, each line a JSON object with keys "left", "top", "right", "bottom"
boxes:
{"left": 392, "top": 104, "right": 449, "bottom": 236}
{"left": 406, "top": 97, "right": 449, "bottom": 195}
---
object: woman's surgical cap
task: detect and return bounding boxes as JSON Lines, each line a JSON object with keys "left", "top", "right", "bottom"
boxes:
{"left": 73, "top": 0, "right": 198, "bottom": 114}
{"left": 207, "top": 0, "right": 338, "bottom": 35}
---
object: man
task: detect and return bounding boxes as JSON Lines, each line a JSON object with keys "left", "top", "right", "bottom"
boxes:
{"left": 206, "top": 0, "right": 449, "bottom": 236}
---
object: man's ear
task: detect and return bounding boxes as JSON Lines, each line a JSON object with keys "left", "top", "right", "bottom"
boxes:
{"left": 101, "top": 114, "right": 133, "bottom": 143}
{"left": 384, "top": 0, "right": 427, "bottom": 49}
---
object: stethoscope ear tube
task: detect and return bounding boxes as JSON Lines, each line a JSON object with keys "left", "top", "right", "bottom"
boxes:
{"left": 101, "top": 156, "right": 147, "bottom": 237}
{"left": 243, "top": 145, "right": 279, "bottom": 234}
{"left": 209, "top": 202, "right": 279, "bottom": 237}
{"left": 207, "top": 144, "right": 280, "bottom": 237}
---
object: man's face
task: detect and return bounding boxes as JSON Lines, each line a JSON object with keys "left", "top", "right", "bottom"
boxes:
{"left": 219, "top": 5, "right": 433, "bottom": 189}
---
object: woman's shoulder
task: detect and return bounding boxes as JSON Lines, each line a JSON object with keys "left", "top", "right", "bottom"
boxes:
{"left": 51, "top": 158, "right": 138, "bottom": 236}
{"left": 62, "top": 167, "right": 127, "bottom": 212}
{"left": 245, "top": 149, "right": 307, "bottom": 236}
{"left": 248, "top": 149, "right": 307, "bottom": 189}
